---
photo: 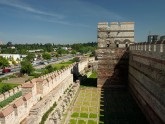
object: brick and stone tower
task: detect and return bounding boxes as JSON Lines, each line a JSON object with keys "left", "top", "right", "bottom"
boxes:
{"left": 96, "top": 22, "right": 134, "bottom": 88}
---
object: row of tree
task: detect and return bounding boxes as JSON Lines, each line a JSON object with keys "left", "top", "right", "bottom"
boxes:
{"left": 0, "top": 42, "right": 97, "bottom": 55}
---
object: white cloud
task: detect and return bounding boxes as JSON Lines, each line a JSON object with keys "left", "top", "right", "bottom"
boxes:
{"left": 0, "top": 0, "right": 124, "bottom": 27}
{"left": 0, "top": 0, "right": 65, "bottom": 19}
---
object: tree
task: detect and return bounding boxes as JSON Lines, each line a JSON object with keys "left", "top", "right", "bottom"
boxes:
{"left": 0, "top": 56, "right": 9, "bottom": 68}
{"left": 45, "top": 65, "right": 54, "bottom": 73}
{"left": 56, "top": 48, "right": 68, "bottom": 55}
{"left": 44, "top": 43, "right": 54, "bottom": 52}
{"left": 6, "top": 42, "right": 12, "bottom": 47}
{"left": 71, "top": 50, "right": 77, "bottom": 56}
{"left": 42, "top": 52, "right": 51, "bottom": 60}
{"left": 55, "top": 53, "right": 59, "bottom": 60}
{"left": 0, "top": 84, "right": 12, "bottom": 93}
{"left": 25, "top": 53, "right": 35, "bottom": 62}
{"left": 37, "top": 54, "right": 42, "bottom": 60}
{"left": 20, "top": 60, "right": 34, "bottom": 75}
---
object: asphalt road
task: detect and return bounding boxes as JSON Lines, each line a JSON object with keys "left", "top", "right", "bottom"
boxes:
{"left": 0, "top": 54, "right": 74, "bottom": 78}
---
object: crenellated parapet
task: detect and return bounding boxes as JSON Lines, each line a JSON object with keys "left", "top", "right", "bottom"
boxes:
{"left": 97, "top": 22, "right": 134, "bottom": 48}
{"left": 97, "top": 22, "right": 134, "bottom": 88}
{"left": 129, "top": 40, "right": 165, "bottom": 60}
{"left": 129, "top": 40, "right": 165, "bottom": 124}
{"left": 0, "top": 60, "right": 89, "bottom": 124}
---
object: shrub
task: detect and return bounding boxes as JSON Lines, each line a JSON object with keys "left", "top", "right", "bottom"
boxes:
{"left": 45, "top": 65, "right": 54, "bottom": 73}
{"left": 20, "top": 60, "right": 34, "bottom": 75}
{"left": 60, "top": 65, "right": 65, "bottom": 69}
{"left": 71, "top": 57, "right": 80, "bottom": 62}
{"left": 53, "top": 67, "right": 57, "bottom": 71}
{"left": 0, "top": 84, "right": 12, "bottom": 93}
{"left": 0, "top": 77, "right": 8, "bottom": 81}
{"left": 42, "top": 69, "right": 49, "bottom": 75}
{"left": 29, "top": 72, "right": 41, "bottom": 78}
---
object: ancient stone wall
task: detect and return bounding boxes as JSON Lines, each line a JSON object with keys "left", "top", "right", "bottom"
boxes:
{"left": 129, "top": 41, "right": 165, "bottom": 124}
{"left": 0, "top": 60, "right": 89, "bottom": 124}
{"left": 97, "top": 22, "right": 134, "bottom": 88}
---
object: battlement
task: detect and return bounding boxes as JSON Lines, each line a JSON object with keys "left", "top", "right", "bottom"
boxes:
{"left": 129, "top": 40, "right": 165, "bottom": 123}
{"left": 98, "top": 22, "right": 134, "bottom": 31}
{"left": 129, "top": 40, "right": 165, "bottom": 60}
{"left": 0, "top": 59, "right": 90, "bottom": 124}
{"left": 97, "top": 22, "right": 134, "bottom": 49}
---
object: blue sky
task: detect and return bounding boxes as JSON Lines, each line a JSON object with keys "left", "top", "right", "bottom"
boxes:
{"left": 0, "top": 0, "right": 165, "bottom": 44}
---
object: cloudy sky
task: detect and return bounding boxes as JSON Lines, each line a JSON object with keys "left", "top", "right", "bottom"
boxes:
{"left": 0, "top": 0, "right": 164, "bottom": 44}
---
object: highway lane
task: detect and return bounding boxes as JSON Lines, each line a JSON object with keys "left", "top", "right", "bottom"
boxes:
{"left": 0, "top": 54, "right": 74, "bottom": 78}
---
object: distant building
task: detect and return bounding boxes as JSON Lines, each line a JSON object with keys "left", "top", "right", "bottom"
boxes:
{"left": 0, "top": 54, "right": 27, "bottom": 61}
{"left": 28, "top": 49, "right": 43, "bottom": 53}
{"left": 61, "top": 47, "right": 68, "bottom": 50}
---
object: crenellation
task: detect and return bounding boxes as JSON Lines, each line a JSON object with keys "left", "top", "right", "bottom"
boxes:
{"left": 97, "top": 20, "right": 165, "bottom": 123}
{"left": 129, "top": 42, "right": 165, "bottom": 60}
{"left": 8, "top": 89, "right": 14, "bottom": 97}
{"left": 97, "top": 22, "right": 108, "bottom": 29}
{"left": 129, "top": 40, "right": 165, "bottom": 123}
{"left": 97, "top": 21, "right": 134, "bottom": 88}
{"left": 0, "top": 60, "right": 90, "bottom": 124}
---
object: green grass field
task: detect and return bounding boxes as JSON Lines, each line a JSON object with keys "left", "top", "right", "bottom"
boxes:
{"left": 88, "top": 72, "right": 97, "bottom": 78}
{"left": 0, "top": 83, "right": 19, "bottom": 88}
{"left": 69, "top": 86, "right": 100, "bottom": 124}
{"left": 0, "top": 83, "right": 19, "bottom": 93}
{"left": 53, "top": 60, "right": 74, "bottom": 70}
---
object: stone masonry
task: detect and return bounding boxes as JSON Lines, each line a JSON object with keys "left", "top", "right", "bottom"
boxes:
{"left": 129, "top": 41, "right": 165, "bottom": 124}
{"left": 97, "top": 22, "right": 134, "bottom": 88}
{"left": 0, "top": 59, "right": 88, "bottom": 124}
{"left": 97, "top": 21, "right": 165, "bottom": 123}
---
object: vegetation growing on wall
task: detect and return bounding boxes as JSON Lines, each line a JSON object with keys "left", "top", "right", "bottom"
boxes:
{"left": 40, "top": 102, "right": 57, "bottom": 124}
{"left": 0, "top": 91, "right": 22, "bottom": 108}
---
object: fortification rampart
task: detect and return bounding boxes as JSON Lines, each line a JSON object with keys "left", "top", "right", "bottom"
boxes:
{"left": 97, "top": 22, "right": 134, "bottom": 47}
{"left": 78, "top": 59, "right": 88, "bottom": 74}
{"left": 97, "top": 22, "right": 134, "bottom": 88}
{"left": 129, "top": 41, "right": 165, "bottom": 124}
{"left": 0, "top": 60, "right": 89, "bottom": 124}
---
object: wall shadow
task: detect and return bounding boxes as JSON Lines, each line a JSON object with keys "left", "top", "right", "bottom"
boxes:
{"left": 99, "top": 88, "right": 148, "bottom": 124}
{"left": 99, "top": 49, "right": 149, "bottom": 124}
{"left": 79, "top": 75, "right": 97, "bottom": 87}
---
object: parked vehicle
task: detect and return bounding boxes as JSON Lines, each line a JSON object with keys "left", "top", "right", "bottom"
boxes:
{"left": 2, "top": 68, "right": 11, "bottom": 73}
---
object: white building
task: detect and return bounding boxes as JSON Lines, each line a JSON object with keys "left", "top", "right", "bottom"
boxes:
{"left": 0, "top": 54, "right": 26, "bottom": 61}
